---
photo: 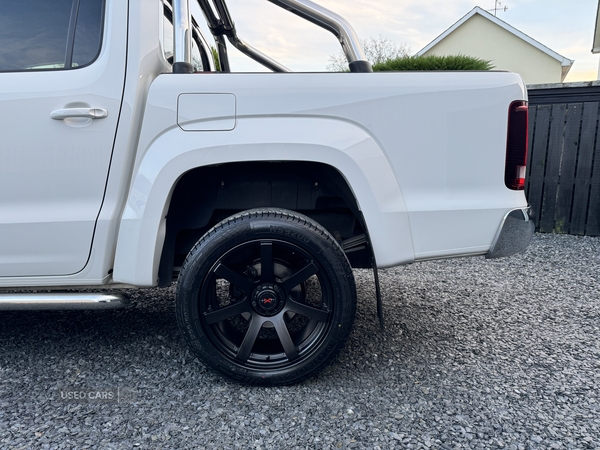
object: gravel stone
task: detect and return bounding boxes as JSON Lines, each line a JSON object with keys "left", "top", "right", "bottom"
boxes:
{"left": 0, "top": 233, "right": 599, "bottom": 449}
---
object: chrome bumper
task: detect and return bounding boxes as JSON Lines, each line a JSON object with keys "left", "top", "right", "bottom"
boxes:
{"left": 486, "top": 207, "right": 535, "bottom": 259}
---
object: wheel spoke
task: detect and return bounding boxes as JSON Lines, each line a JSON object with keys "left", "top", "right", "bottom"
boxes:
{"left": 236, "top": 315, "right": 264, "bottom": 362}
{"left": 204, "top": 299, "right": 251, "bottom": 325}
{"left": 260, "top": 241, "right": 274, "bottom": 281}
{"left": 272, "top": 316, "right": 299, "bottom": 361}
{"left": 214, "top": 263, "right": 254, "bottom": 294}
{"left": 281, "top": 262, "right": 318, "bottom": 292}
{"left": 287, "top": 299, "right": 330, "bottom": 322}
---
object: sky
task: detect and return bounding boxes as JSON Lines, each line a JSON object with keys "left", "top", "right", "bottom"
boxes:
{"left": 193, "top": 0, "right": 598, "bottom": 81}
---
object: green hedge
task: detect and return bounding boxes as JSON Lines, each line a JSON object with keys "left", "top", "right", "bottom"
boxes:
{"left": 211, "top": 46, "right": 221, "bottom": 72}
{"left": 373, "top": 54, "right": 494, "bottom": 71}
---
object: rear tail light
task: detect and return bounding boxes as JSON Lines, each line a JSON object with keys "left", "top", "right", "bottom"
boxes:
{"left": 505, "top": 101, "right": 529, "bottom": 190}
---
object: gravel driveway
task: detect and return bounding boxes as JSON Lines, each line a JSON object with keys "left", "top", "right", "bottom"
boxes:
{"left": 0, "top": 233, "right": 598, "bottom": 449}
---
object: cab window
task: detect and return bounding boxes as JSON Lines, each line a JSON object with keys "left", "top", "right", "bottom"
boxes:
{"left": 0, "top": 0, "right": 104, "bottom": 72}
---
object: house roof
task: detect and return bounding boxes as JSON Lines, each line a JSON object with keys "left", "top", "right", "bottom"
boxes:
{"left": 593, "top": 1, "right": 600, "bottom": 53}
{"left": 417, "top": 6, "right": 574, "bottom": 69}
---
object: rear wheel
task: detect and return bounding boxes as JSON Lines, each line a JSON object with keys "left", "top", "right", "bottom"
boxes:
{"left": 175, "top": 209, "right": 356, "bottom": 385}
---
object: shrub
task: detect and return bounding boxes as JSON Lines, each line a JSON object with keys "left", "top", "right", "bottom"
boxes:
{"left": 211, "top": 46, "right": 221, "bottom": 72}
{"left": 373, "top": 54, "right": 494, "bottom": 71}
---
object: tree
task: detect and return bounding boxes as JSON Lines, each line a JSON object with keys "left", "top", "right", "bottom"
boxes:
{"left": 326, "top": 35, "right": 411, "bottom": 71}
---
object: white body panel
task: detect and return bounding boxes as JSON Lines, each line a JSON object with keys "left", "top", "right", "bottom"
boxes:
{"left": 0, "top": 0, "right": 166, "bottom": 287}
{"left": 113, "top": 71, "right": 527, "bottom": 286}
{"left": 0, "top": 0, "right": 127, "bottom": 277}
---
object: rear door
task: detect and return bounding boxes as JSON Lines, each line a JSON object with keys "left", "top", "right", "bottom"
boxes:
{"left": 0, "top": 0, "right": 126, "bottom": 277}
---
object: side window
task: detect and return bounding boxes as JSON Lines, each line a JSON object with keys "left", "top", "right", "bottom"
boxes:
{"left": 72, "top": 0, "right": 105, "bottom": 67}
{"left": 0, "top": 0, "right": 104, "bottom": 72}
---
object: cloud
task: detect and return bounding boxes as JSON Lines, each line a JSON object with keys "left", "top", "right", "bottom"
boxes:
{"left": 196, "top": 0, "right": 598, "bottom": 78}
{"left": 223, "top": 0, "right": 341, "bottom": 70}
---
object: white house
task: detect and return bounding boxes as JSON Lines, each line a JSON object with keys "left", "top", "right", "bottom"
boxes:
{"left": 417, "top": 6, "right": 574, "bottom": 85}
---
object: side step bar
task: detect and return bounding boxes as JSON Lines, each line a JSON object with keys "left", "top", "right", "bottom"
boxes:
{"left": 0, "top": 293, "right": 130, "bottom": 310}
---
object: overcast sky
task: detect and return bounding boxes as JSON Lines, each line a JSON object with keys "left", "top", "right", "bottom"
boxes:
{"left": 200, "top": 0, "right": 598, "bottom": 81}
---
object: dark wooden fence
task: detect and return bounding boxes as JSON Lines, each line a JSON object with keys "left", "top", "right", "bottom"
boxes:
{"left": 526, "top": 84, "right": 600, "bottom": 236}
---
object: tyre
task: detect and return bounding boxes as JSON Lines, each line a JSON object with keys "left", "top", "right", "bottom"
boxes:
{"left": 175, "top": 208, "right": 356, "bottom": 385}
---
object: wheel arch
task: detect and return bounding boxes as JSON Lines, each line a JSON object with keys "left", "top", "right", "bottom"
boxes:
{"left": 157, "top": 161, "right": 373, "bottom": 286}
{"left": 113, "top": 118, "right": 414, "bottom": 286}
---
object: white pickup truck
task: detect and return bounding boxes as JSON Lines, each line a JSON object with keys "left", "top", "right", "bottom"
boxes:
{"left": 0, "top": 0, "right": 533, "bottom": 385}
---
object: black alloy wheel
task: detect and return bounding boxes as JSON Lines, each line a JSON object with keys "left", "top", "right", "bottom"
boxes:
{"left": 175, "top": 209, "right": 356, "bottom": 385}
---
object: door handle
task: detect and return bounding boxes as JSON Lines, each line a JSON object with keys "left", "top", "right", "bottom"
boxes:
{"left": 50, "top": 108, "right": 108, "bottom": 120}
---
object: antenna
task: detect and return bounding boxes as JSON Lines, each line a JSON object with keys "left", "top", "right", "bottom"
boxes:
{"left": 489, "top": 0, "right": 508, "bottom": 16}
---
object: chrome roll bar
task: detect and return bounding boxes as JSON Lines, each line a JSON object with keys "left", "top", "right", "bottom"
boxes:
{"left": 197, "top": 0, "right": 291, "bottom": 72}
{"left": 174, "top": 0, "right": 372, "bottom": 73}
{"left": 173, "top": 0, "right": 194, "bottom": 73}
{"left": 267, "top": 0, "right": 372, "bottom": 72}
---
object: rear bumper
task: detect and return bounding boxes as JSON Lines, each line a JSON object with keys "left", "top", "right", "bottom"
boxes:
{"left": 485, "top": 207, "right": 535, "bottom": 259}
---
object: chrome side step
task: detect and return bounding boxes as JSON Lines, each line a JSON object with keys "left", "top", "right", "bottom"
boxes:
{"left": 0, "top": 293, "right": 131, "bottom": 310}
